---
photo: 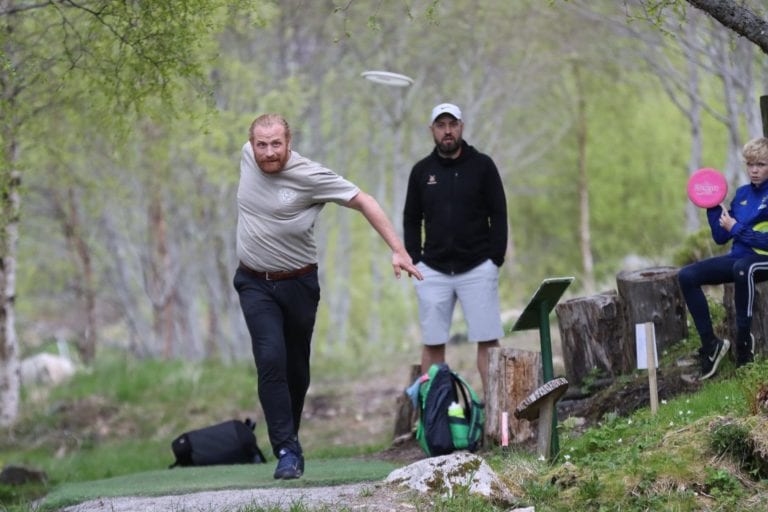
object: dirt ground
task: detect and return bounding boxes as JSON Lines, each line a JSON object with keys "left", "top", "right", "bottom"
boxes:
{"left": 299, "top": 332, "right": 551, "bottom": 454}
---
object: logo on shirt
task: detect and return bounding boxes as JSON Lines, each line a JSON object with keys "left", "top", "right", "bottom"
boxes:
{"left": 278, "top": 188, "right": 297, "bottom": 204}
{"left": 427, "top": 174, "right": 438, "bottom": 185}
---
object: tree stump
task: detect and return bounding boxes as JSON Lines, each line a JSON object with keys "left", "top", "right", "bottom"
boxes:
{"left": 555, "top": 290, "right": 631, "bottom": 389}
{"left": 392, "top": 363, "right": 422, "bottom": 442}
{"left": 616, "top": 266, "right": 688, "bottom": 354}
{"left": 486, "top": 347, "right": 541, "bottom": 445}
{"left": 723, "top": 281, "right": 768, "bottom": 357}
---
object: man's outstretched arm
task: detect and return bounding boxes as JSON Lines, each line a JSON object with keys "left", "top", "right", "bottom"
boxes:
{"left": 346, "top": 191, "right": 423, "bottom": 280}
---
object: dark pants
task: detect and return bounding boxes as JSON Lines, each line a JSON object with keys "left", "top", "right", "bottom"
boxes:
{"left": 233, "top": 268, "right": 320, "bottom": 457}
{"left": 678, "top": 254, "right": 768, "bottom": 353}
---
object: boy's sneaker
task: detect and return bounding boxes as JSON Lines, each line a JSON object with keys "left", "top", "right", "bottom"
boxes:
{"left": 700, "top": 338, "right": 730, "bottom": 381}
{"left": 736, "top": 334, "right": 755, "bottom": 367}
{"left": 273, "top": 448, "right": 303, "bottom": 480}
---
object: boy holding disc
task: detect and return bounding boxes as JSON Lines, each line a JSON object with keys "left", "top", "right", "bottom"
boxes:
{"left": 679, "top": 137, "right": 768, "bottom": 380}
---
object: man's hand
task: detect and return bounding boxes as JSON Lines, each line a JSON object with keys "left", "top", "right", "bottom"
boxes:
{"left": 392, "top": 251, "right": 423, "bottom": 280}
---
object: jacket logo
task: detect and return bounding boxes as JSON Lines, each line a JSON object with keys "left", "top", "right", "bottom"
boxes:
{"left": 278, "top": 188, "right": 297, "bottom": 204}
{"left": 427, "top": 174, "right": 438, "bottom": 185}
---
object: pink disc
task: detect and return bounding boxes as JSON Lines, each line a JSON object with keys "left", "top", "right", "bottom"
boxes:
{"left": 687, "top": 168, "right": 727, "bottom": 208}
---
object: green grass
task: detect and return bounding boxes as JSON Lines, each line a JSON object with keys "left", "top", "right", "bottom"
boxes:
{"left": 502, "top": 357, "right": 768, "bottom": 511}
{"left": 6, "top": 351, "right": 266, "bottom": 481}
{"left": 36, "top": 458, "right": 398, "bottom": 511}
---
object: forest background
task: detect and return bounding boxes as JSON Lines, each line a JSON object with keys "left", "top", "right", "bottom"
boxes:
{"left": 1, "top": 0, "right": 767, "bottom": 426}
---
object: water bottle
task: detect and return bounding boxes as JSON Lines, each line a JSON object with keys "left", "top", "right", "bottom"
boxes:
{"left": 448, "top": 401, "right": 464, "bottom": 418}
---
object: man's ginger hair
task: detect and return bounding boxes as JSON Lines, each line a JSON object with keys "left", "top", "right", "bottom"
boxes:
{"left": 249, "top": 114, "right": 291, "bottom": 141}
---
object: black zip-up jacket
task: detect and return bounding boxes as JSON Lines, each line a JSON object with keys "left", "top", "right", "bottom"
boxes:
{"left": 403, "top": 140, "right": 508, "bottom": 274}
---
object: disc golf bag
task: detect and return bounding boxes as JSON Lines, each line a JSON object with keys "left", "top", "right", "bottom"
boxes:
{"left": 169, "top": 418, "right": 266, "bottom": 468}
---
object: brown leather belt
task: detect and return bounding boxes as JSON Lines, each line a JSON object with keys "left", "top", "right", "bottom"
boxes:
{"left": 239, "top": 261, "right": 317, "bottom": 281}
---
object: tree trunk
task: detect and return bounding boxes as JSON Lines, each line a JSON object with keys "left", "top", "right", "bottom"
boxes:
{"left": 0, "top": 10, "right": 21, "bottom": 426}
{"left": 210, "top": 215, "right": 247, "bottom": 360}
{"left": 555, "top": 291, "right": 631, "bottom": 389}
{"left": 101, "top": 215, "right": 152, "bottom": 358}
{"left": 321, "top": 105, "right": 352, "bottom": 355}
{"left": 616, "top": 266, "right": 688, "bottom": 354}
{"left": 485, "top": 347, "right": 541, "bottom": 446}
{"left": 326, "top": 206, "right": 351, "bottom": 352}
{"left": 573, "top": 61, "right": 595, "bottom": 295}
{"left": 204, "top": 278, "right": 220, "bottom": 358}
{"left": 683, "top": 12, "right": 704, "bottom": 234}
{"left": 54, "top": 186, "right": 98, "bottom": 363}
{"left": 723, "top": 282, "right": 768, "bottom": 357}
{"left": 147, "top": 191, "right": 177, "bottom": 358}
{"left": 712, "top": 29, "right": 749, "bottom": 187}
{"left": 0, "top": 130, "right": 21, "bottom": 427}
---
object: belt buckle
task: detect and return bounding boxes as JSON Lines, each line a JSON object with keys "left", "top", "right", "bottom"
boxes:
{"left": 265, "top": 271, "right": 273, "bottom": 281}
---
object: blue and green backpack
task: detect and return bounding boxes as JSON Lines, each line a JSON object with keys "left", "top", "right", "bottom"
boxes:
{"left": 415, "top": 363, "right": 485, "bottom": 456}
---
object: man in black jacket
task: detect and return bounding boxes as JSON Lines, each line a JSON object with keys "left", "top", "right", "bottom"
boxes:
{"left": 403, "top": 102, "right": 508, "bottom": 397}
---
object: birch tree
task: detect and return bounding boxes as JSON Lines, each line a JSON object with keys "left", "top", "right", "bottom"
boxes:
{"left": 0, "top": 0, "right": 261, "bottom": 426}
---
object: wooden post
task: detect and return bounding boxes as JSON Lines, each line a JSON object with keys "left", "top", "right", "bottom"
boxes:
{"left": 644, "top": 322, "right": 659, "bottom": 415}
{"left": 486, "top": 347, "right": 541, "bottom": 445}
{"left": 536, "top": 402, "right": 554, "bottom": 457}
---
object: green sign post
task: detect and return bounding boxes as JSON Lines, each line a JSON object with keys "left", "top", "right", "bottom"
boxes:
{"left": 512, "top": 277, "right": 574, "bottom": 458}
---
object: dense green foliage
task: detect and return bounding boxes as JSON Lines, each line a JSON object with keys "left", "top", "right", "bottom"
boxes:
{"left": 10, "top": 0, "right": 762, "bottom": 365}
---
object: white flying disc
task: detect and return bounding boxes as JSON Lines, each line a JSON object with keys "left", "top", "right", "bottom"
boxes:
{"left": 361, "top": 70, "right": 414, "bottom": 87}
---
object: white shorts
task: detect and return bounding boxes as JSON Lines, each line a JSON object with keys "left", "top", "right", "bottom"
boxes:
{"left": 414, "top": 259, "right": 504, "bottom": 345}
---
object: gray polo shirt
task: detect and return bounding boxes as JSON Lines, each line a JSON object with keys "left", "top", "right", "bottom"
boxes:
{"left": 236, "top": 142, "right": 360, "bottom": 272}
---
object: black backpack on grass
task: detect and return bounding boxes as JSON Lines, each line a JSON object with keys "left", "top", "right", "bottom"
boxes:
{"left": 415, "top": 363, "right": 485, "bottom": 457}
{"left": 169, "top": 418, "right": 266, "bottom": 468}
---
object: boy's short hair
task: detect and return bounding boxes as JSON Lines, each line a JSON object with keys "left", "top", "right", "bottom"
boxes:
{"left": 742, "top": 137, "right": 768, "bottom": 162}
